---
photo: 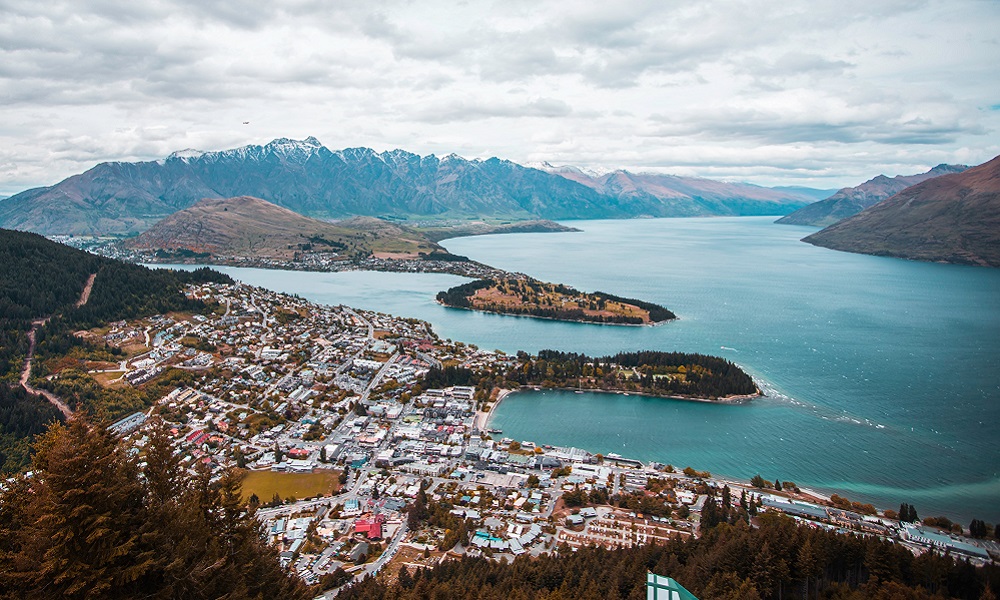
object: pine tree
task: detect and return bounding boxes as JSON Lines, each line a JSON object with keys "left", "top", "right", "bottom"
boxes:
{"left": 397, "top": 565, "right": 413, "bottom": 589}
{"left": 29, "top": 414, "right": 153, "bottom": 599}
{"left": 0, "top": 413, "right": 310, "bottom": 600}
{"left": 798, "top": 537, "right": 821, "bottom": 600}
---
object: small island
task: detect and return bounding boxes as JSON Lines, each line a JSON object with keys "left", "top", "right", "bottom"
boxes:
{"left": 436, "top": 278, "right": 676, "bottom": 325}
{"left": 510, "top": 350, "right": 760, "bottom": 401}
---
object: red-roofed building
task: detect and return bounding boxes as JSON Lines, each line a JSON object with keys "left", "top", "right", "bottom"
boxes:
{"left": 185, "top": 429, "right": 208, "bottom": 446}
{"left": 354, "top": 514, "right": 386, "bottom": 540}
{"left": 287, "top": 447, "right": 310, "bottom": 459}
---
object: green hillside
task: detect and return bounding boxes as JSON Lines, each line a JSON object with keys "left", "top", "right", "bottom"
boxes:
{"left": 0, "top": 228, "right": 230, "bottom": 471}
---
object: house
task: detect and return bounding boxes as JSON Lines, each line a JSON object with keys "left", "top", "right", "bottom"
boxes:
{"left": 348, "top": 541, "right": 370, "bottom": 563}
{"left": 566, "top": 514, "right": 585, "bottom": 528}
{"left": 355, "top": 514, "right": 386, "bottom": 540}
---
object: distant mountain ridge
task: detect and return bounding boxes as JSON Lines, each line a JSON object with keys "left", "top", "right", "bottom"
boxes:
{"left": 535, "top": 163, "right": 813, "bottom": 217}
{"left": 0, "top": 137, "right": 816, "bottom": 235}
{"left": 803, "top": 155, "right": 1000, "bottom": 267}
{"left": 776, "top": 164, "right": 969, "bottom": 227}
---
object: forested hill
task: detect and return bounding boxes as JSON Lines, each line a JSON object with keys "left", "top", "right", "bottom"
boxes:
{"left": 0, "top": 228, "right": 230, "bottom": 380}
{"left": 0, "top": 228, "right": 230, "bottom": 471}
{"left": 437, "top": 278, "right": 676, "bottom": 325}
{"left": 1, "top": 228, "right": 230, "bottom": 321}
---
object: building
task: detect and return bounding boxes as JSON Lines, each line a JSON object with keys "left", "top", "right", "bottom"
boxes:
{"left": 109, "top": 412, "right": 146, "bottom": 436}
{"left": 355, "top": 514, "right": 386, "bottom": 540}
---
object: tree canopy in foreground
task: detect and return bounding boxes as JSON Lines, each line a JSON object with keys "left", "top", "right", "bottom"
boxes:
{"left": 0, "top": 413, "right": 309, "bottom": 600}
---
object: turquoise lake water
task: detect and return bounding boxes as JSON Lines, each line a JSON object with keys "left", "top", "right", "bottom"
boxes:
{"left": 170, "top": 217, "right": 1000, "bottom": 522}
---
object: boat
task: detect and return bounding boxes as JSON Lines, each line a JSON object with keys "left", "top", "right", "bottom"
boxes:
{"left": 487, "top": 428, "right": 503, "bottom": 434}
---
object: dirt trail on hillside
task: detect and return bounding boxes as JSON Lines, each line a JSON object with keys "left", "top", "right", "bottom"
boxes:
{"left": 17, "top": 273, "right": 96, "bottom": 418}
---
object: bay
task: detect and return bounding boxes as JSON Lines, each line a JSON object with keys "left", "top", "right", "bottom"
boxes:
{"left": 165, "top": 216, "right": 1000, "bottom": 522}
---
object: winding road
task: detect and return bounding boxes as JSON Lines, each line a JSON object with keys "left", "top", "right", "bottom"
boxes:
{"left": 17, "top": 273, "right": 96, "bottom": 418}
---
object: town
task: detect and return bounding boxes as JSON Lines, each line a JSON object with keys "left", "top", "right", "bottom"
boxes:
{"left": 91, "top": 281, "right": 997, "bottom": 594}
{"left": 86, "top": 237, "right": 523, "bottom": 282}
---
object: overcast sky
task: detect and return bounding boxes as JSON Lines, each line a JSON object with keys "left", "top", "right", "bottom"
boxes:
{"left": 1, "top": 0, "right": 998, "bottom": 195}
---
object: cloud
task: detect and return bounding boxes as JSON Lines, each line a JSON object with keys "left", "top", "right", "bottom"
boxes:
{"left": 409, "top": 97, "right": 572, "bottom": 124}
{"left": 0, "top": 0, "right": 998, "bottom": 193}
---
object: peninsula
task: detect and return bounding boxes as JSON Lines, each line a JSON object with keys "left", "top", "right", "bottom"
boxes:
{"left": 510, "top": 349, "right": 761, "bottom": 401}
{"left": 436, "top": 278, "right": 676, "bottom": 325}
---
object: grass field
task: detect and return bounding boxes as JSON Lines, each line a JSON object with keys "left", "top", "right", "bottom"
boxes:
{"left": 240, "top": 469, "right": 341, "bottom": 502}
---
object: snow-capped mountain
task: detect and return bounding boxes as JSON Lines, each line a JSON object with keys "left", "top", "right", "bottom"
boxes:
{"left": 0, "top": 137, "right": 816, "bottom": 235}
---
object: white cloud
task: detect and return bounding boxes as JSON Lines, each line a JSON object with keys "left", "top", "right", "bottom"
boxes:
{"left": 0, "top": 0, "right": 997, "bottom": 194}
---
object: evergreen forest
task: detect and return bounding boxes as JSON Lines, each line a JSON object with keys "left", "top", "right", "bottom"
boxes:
{"left": 509, "top": 350, "right": 760, "bottom": 399}
{"left": 0, "top": 413, "right": 310, "bottom": 599}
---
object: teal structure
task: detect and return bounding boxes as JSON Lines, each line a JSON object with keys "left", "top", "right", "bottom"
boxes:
{"left": 646, "top": 573, "right": 698, "bottom": 600}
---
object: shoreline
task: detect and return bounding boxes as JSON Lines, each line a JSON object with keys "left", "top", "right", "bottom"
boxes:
{"left": 476, "top": 387, "right": 514, "bottom": 431}
{"left": 481, "top": 390, "right": 886, "bottom": 522}
{"left": 514, "top": 385, "right": 760, "bottom": 405}
{"left": 131, "top": 255, "right": 510, "bottom": 279}
{"left": 483, "top": 385, "right": 761, "bottom": 431}
{"left": 437, "top": 300, "right": 673, "bottom": 327}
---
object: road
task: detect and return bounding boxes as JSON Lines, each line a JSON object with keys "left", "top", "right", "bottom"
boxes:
{"left": 359, "top": 352, "right": 400, "bottom": 403}
{"left": 336, "top": 308, "right": 375, "bottom": 378}
{"left": 344, "top": 307, "right": 374, "bottom": 340}
{"left": 316, "top": 521, "right": 409, "bottom": 599}
{"left": 17, "top": 272, "right": 96, "bottom": 419}
{"left": 19, "top": 323, "right": 72, "bottom": 418}
{"left": 361, "top": 520, "right": 408, "bottom": 578}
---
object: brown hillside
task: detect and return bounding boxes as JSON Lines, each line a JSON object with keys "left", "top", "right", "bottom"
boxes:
{"left": 803, "top": 155, "right": 1000, "bottom": 267}
{"left": 126, "top": 196, "right": 443, "bottom": 259}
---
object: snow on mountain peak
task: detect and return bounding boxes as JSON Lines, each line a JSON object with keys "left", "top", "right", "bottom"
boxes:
{"left": 526, "top": 161, "right": 608, "bottom": 178}
{"left": 260, "top": 137, "right": 325, "bottom": 162}
{"left": 166, "top": 149, "right": 206, "bottom": 161}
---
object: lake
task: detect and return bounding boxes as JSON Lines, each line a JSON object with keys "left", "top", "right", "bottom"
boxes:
{"left": 168, "top": 217, "right": 1000, "bottom": 522}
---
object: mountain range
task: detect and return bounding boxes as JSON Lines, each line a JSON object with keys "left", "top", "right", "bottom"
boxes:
{"left": 534, "top": 163, "right": 815, "bottom": 217}
{"left": 776, "top": 164, "right": 969, "bottom": 227}
{"left": 0, "top": 137, "right": 817, "bottom": 236}
{"left": 803, "top": 155, "right": 1000, "bottom": 267}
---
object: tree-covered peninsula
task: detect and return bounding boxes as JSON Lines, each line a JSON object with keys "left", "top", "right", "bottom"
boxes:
{"left": 423, "top": 349, "right": 760, "bottom": 401}
{"left": 436, "top": 278, "right": 676, "bottom": 325}
{"left": 511, "top": 350, "right": 760, "bottom": 400}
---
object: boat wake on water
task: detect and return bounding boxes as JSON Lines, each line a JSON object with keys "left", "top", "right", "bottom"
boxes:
{"left": 754, "top": 378, "right": 888, "bottom": 431}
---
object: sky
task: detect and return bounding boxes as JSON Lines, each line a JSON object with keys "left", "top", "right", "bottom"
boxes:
{"left": 1, "top": 0, "right": 998, "bottom": 195}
